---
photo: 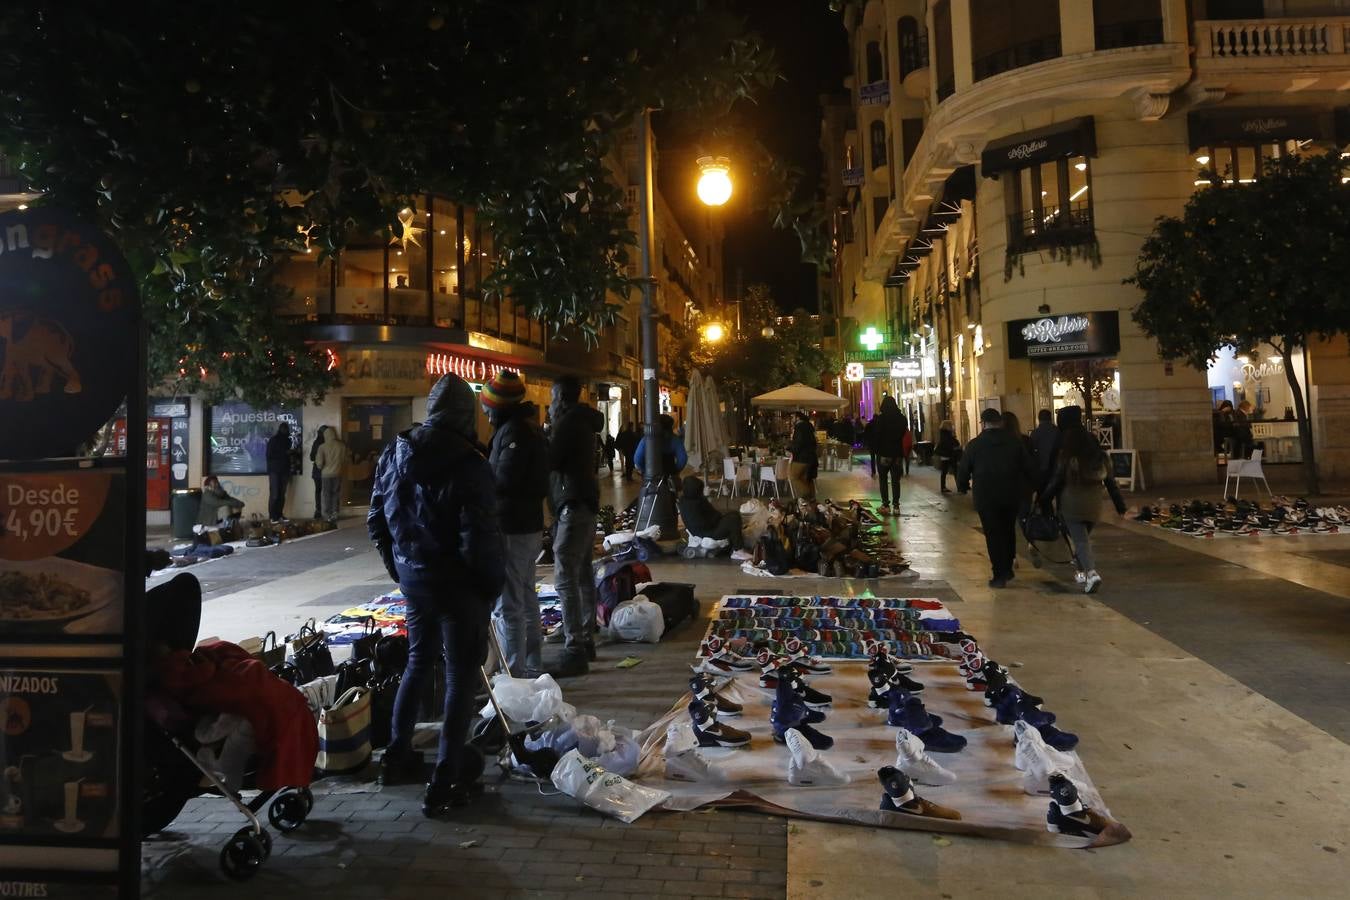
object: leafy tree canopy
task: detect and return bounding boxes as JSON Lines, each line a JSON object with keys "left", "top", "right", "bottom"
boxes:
{"left": 0, "top": 1, "right": 777, "bottom": 405}
{"left": 1128, "top": 151, "right": 1350, "bottom": 492}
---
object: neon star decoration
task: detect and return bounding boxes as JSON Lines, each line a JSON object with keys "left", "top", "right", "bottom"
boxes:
{"left": 859, "top": 326, "right": 884, "bottom": 351}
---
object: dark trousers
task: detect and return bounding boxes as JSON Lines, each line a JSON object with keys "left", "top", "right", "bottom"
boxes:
{"left": 312, "top": 472, "right": 323, "bottom": 518}
{"left": 877, "top": 456, "right": 902, "bottom": 506}
{"left": 268, "top": 471, "right": 287, "bottom": 520}
{"left": 977, "top": 501, "right": 1020, "bottom": 581}
{"left": 693, "top": 512, "right": 742, "bottom": 545}
{"left": 388, "top": 588, "right": 487, "bottom": 788}
{"left": 938, "top": 458, "right": 954, "bottom": 490}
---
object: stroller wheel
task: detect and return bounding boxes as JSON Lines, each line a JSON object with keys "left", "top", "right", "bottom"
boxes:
{"left": 268, "top": 790, "right": 310, "bottom": 833}
{"left": 219, "top": 828, "right": 266, "bottom": 880}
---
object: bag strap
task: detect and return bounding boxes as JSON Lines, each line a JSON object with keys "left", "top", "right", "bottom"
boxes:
{"left": 362, "top": 617, "right": 377, "bottom": 637}
{"left": 262, "top": 631, "right": 277, "bottom": 652}
{"left": 331, "top": 685, "right": 368, "bottom": 710}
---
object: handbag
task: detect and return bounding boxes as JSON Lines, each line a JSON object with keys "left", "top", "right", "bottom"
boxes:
{"left": 1021, "top": 511, "right": 1061, "bottom": 543}
{"left": 350, "top": 618, "right": 381, "bottom": 662}
{"left": 368, "top": 674, "right": 400, "bottom": 750}
{"left": 334, "top": 656, "right": 373, "bottom": 697}
{"left": 239, "top": 631, "right": 285, "bottom": 668}
{"left": 289, "top": 619, "right": 336, "bottom": 683}
{"left": 316, "top": 686, "right": 373, "bottom": 774}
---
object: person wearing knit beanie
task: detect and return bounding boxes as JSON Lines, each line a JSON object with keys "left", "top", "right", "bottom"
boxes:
{"left": 481, "top": 369, "right": 526, "bottom": 412}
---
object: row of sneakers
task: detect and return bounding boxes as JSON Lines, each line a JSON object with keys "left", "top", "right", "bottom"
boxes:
{"left": 959, "top": 639, "right": 1078, "bottom": 751}
{"left": 868, "top": 646, "right": 969, "bottom": 754}
{"left": 720, "top": 595, "right": 948, "bottom": 611}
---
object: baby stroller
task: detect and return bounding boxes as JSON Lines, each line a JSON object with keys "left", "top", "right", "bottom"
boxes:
{"left": 142, "top": 572, "right": 316, "bottom": 881}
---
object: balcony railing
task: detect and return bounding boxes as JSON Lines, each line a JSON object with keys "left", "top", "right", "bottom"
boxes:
{"left": 1007, "top": 200, "right": 1094, "bottom": 254}
{"left": 1198, "top": 17, "right": 1349, "bottom": 59}
{"left": 973, "top": 34, "right": 1063, "bottom": 81}
{"left": 1096, "top": 19, "right": 1165, "bottom": 51}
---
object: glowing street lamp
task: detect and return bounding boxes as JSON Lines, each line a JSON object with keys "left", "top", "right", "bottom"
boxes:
{"left": 703, "top": 322, "right": 726, "bottom": 343}
{"left": 696, "top": 156, "right": 733, "bottom": 207}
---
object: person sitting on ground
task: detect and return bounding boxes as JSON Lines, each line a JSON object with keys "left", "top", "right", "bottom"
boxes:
{"left": 633, "top": 414, "right": 689, "bottom": 477}
{"left": 678, "top": 476, "right": 742, "bottom": 550}
{"left": 197, "top": 476, "right": 244, "bottom": 527}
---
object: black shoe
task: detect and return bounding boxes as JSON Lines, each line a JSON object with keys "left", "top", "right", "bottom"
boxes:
{"left": 988, "top": 577, "right": 1008, "bottom": 589}
{"left": 421, "top": 781, "right": 479, "bottom": 818}
{"left": 549, "top": 653, "right": 589, "bottom": 678}
{"left": 378, "top": 749, "right": 426, "bottom": 787}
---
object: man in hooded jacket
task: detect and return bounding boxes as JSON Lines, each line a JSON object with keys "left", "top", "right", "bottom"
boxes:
{"left": 265, "top": 422, "right": 292, "bottom": 522}
{"left": 482, "top": 370, "right": 548, "bottom": 678}
{"left": 547, "top": 374, "right": 605, "bottom": 677}
{"left": 870, "top": 396, "right": 909, "bottom": 514}
{"left": 368, "top": 374, "right": 505, "bottom": 816}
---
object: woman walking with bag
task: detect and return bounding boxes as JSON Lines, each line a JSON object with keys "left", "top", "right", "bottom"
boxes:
{"left": 935, "top": 420, "right": 960, "bottom": 494}
{"left": 1039, "top": 424, "right": 1126, "bottom": 594}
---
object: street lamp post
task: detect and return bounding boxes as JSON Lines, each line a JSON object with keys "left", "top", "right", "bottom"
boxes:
{"left": 635, "top": 124, "right": 732, "bottom": 536}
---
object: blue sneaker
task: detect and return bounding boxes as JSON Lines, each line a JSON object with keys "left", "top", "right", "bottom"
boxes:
{"left": 992, "top": 688, "right": 1056, "bottom": 727}
{"left": 1046, "top": 773, "right": 1107, "bottom": 837}
{"left": 775, "top": 721, "right": 833, "bottom": 751}
{"left": 771, "top": 678, "right": 807, "bottom": 741}
{"left": 885, "top": 689, "right": 912, "bottom": 727}
{"left": 1037, "top": 723, "right": 1079, "bottom": 751}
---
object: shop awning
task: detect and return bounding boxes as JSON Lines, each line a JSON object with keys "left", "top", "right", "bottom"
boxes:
{"left": 981, "top": 117, "right": 1097, "bottom": 178}
{"left": 1188, "top": 108, "right": 1339, "bottom": 151}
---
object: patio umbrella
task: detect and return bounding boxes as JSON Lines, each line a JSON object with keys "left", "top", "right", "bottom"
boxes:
{"left": 751, "top": 382, "right": 847, "bottom": 410}
{"left": 684, "top": 369, "right": 709, "bottom": 470}
{"left": 700, "top": 374, "right": 729, "bottom": 458}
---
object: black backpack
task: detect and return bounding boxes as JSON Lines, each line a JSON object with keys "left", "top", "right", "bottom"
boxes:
{"left": 757, "top": 531, "right": 791, "bottom": 576}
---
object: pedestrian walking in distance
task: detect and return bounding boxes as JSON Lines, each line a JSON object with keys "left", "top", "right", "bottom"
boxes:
{"left": 1030, "top": 408, "right": 1060, "bottom": 502}
{"left": 313, "top": 425, "right": 346, "bottom": 523}
{"left": 265, "top": 421, "right": 291, "bottom": 522}
{"left": 957, "top": 407, "right": 1035, "bottom": 588}
{"left": 547, "top": 374, "right": 605, "bottom": 677}
{"left": 935, "top": 420, "right": 960, "bottom": 494}
{"left": 616, "top": 421, "right": 639, "bottom": 480}
{"left": 368, "top": 374, "right": 504, "bottom": 816}
{"left": 482, "top": 370, "right": 548, "bottom": 678}
{"left": 309, "top": 428, "right": 325, "bottom": 519}
{"left": 1039, "top": 422, "right": 1126, "bottom": 595}
{"left": 870, "top": 395, "right": 908, "bottom": 514}
{"left": 789, "top": 411, "right": 819, "bottom": 499}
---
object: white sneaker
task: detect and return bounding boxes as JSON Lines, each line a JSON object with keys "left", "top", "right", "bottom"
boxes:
{"left": 1083, "top": 571, "right": 1102, "bottom": 594}
{"left": 665, "top": 722, "right": 718, "bottom": 782}
{"left": 687, "top": 534, "right": 702, "bottom": 549}
{"left": 1073, "top": 570, "right": 1087, "bottom": 584}
{"left": 785, "top": 728, "right": 849, "bottom": 786}
{"left": 894, "top": 728, "right": 957, "bottom": 786}
{"left": 1013, "top": 720, "right": 1075, "bottom": 795}
{"left": 700, "top": 536, "right": 717, "bottom": 550}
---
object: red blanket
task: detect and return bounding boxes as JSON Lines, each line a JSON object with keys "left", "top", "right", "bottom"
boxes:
{"left": 157, "top": 640, "right": 318, "bottom": 789}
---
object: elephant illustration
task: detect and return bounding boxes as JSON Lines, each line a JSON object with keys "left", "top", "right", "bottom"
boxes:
{"left": 0, "top": 311, "right": 83, "bottom": 402}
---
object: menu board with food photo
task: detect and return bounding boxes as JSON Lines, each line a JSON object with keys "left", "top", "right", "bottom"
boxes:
{"left": 0, "top": 468, "right": 126, "bottom": 640}
{"left": 0, "top": 667, "right": 122, "bottom": 842}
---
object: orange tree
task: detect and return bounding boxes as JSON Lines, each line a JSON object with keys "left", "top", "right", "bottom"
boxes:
{"left": 1128, "top": 152, "right": 1350, "bottom": 494}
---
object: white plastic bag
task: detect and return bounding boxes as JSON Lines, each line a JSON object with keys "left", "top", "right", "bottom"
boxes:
{"left": 740, "top": 499, "right": 770, "bottom": 546}
{"left": 610, "top": 597, "right": 665, "bottom": 643}
{"left": 478, "top": 673, "right": 565, "bottom": 724}
{"left": 550, "top": 749, "right": 670, "bottom": 823}
{"left": 522, "top": 715, "right": 580, "bottom": 756}
{"left": 573, "top": 718, "right": 639, "bottom": 776}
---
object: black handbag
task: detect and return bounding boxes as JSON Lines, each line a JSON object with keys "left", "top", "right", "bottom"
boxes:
{"left": 334, "top": 656, "right": 374, "bottom": 696}
{"left": 350, "top": 618, "right": 381, "bottom": 663}
{"left": 1021, "top": 511, "right": 1061, "bottom": 543}
{"left": 368, "top": 674, "right": 400, "bottom": 750}
{"left": 288, "top": 619, "right": 336, "bottom": 682}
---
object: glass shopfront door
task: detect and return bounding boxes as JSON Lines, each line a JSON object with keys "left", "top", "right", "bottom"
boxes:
{"left": 341, "top": 398, "right": 414, "bottom": 506}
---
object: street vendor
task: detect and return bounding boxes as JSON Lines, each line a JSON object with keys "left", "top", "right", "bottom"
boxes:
{"left": 197, "top": 476, "right": 244, "bottom": 527}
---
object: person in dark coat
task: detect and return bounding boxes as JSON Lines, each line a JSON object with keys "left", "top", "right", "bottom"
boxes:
{"left": 957, "top": 407, "right": 1036, "bottom": 588}
{"left": 368, "top": 373, "right": 505, "bottom": 815}
{"left": 789, "top": 411, "right": 819, "bottom": 499}
{"left": 482, "top": 370, "right": 548, "bottom": 678}
{"left": 615, "top": 422, "right": 639, "bottom": 480}
{"left": 603, "top": 431, "right": 617, "bottom": 472}
{"left": 1231, "top": 401, "right": 1255, "bottom": 460}
{"left": 678, "top": 476, "right": 741, "bottom": 547}
{"left": 547, "top": 374, "right": 605, "bottom": 677}
{"left": 935, "top": 420, "right": 961, "bottom": 493}
{"left": 265, "top": 422, "right": 292, "bottom": 522}
{"left": 1030, "top": 408, "right": 1060, "bottom": 498}
{"left": 869, "top": 395, "right": 908, "bottom": 514}
{"left": 309, "top": 429, "right": 325, "bottom": 519}
{"left": 1039, "top": 423, "right": 1127, "bottom": 595}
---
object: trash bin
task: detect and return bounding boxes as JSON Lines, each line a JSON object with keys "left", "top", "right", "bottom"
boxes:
{"left": 171, "top": 489, "right": 202, "bottom": 540}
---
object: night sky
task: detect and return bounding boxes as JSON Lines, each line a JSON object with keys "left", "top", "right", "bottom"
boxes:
{"left": 658, "top": 0, "right": 849, "bottom": 314}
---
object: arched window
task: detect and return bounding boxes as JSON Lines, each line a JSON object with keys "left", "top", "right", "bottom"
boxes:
{"left": 870, "top": 121, "right": 887, "bottom": 171}
{"left": 865, "top": 41, "right": 884, "bottom": 83}
{"left": 898, "top": 17, "right": 924, "bottom": 78}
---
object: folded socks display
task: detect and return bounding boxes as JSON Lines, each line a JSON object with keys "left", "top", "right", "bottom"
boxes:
{"left": 785, "top": 728, "right": 849, "bottom": 786}
{"left": 877, "top": 765, "right": 961, "bottom": 820}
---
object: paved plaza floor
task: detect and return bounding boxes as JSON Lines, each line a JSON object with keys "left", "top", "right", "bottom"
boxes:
{"left": 141, "top": 463, "right": 1350, "bottom": 899}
